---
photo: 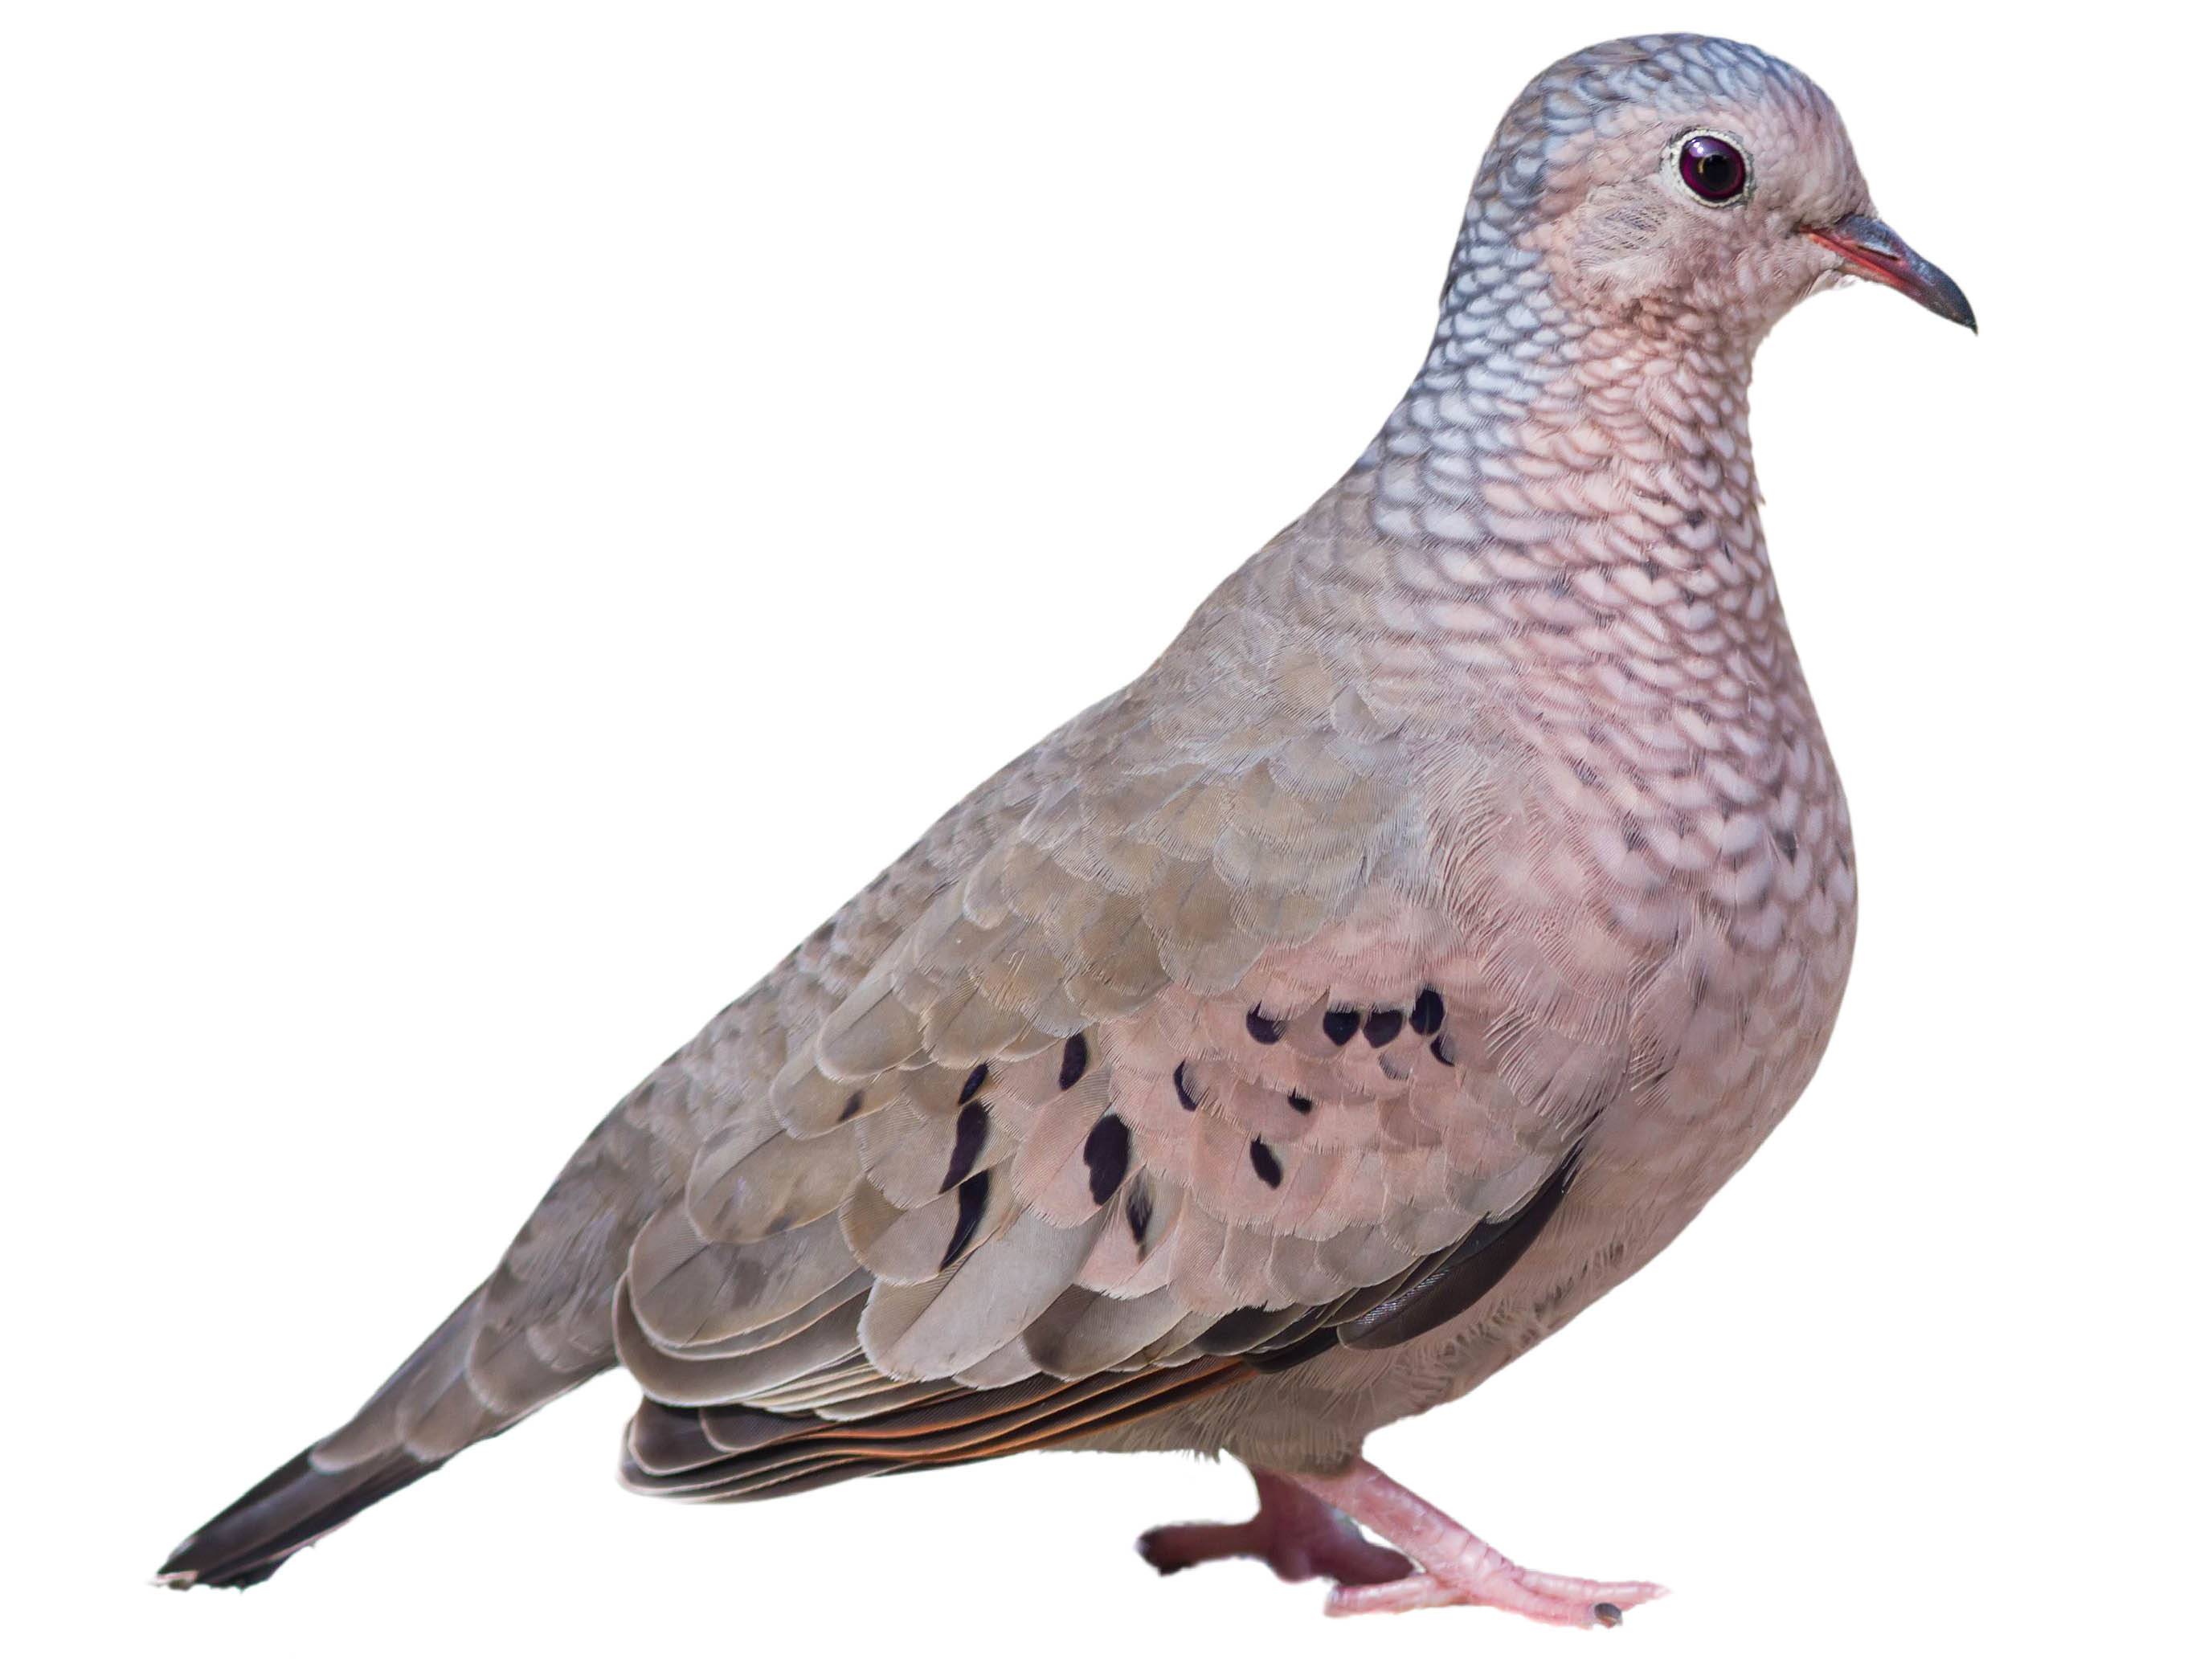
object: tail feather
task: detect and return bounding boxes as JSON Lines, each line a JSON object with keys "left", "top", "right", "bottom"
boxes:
{"left": 158, "top": 1285, "right": 573, "bottom": 1589}
{"left": 161, "top": 1091, "right": 669, "bottom": 1587}
{"left": 157, "top": 1444, "right": 451, "bottom": 1590}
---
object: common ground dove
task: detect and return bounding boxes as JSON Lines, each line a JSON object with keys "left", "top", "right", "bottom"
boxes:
{"left": 161, "top": 33, "right": 1973, "bottom": 1624}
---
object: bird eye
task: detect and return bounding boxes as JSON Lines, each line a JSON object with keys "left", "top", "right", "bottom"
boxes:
{"left": 1675, "top": 133, "right": 1748, "bottom": 205}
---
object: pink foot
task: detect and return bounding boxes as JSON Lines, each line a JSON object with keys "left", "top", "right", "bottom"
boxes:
{"left": 1287, "top": 1458, "right": 1668, "bottom": 1628}
{"left": 1138, "top": 1469, "right": 1413, "bottom": 1586}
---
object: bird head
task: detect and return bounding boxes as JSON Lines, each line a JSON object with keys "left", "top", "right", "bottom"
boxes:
{"left": 1459, "top": 35, "right": 1974, "bottom": 343}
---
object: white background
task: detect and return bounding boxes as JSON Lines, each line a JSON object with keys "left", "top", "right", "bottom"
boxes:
{"left": 5, "top": 3, "right": 2206, "bottom": 1655}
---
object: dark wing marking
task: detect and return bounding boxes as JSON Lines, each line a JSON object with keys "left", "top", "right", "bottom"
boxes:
{"left": 1339, "top": 1145, "right": 1580, "bottom": 1348}
{"left": 617, "top": 1150, "right": 1580, "bottom": 1501}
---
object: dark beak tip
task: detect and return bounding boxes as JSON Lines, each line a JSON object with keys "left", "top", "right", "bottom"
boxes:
{"left": 1924, "top": 276, "right": 1977, "bottom": 336}
{"left": 1934, "top": 281, "right": 1977, "bottom": 336}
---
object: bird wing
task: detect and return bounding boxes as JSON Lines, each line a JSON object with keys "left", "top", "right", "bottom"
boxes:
{"left": 605, "top": 641, "right": 1632, "bottom": 1498}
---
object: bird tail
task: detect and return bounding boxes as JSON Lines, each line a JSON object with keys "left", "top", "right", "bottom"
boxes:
{"left": 159, "top": 1081, "right": 677, "bottom": 1588}
{"left": 157, "top": 1281, "right": 594, "bottom": 1589}
{"left": 156, "top": 1444, "right": 451, "bottom": 1591}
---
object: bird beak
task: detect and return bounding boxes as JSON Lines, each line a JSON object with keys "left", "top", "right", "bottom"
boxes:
{"left": 1804, "top": 213, "right": 1976, "bottom": 333}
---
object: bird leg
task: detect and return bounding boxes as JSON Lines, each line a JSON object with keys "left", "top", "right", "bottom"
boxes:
{"left": 1279, "top": 1457, "right": 1668, "bottom": 1625}
{"left": 1136, "top": 1466, "right": 1413, "bottom": 1586}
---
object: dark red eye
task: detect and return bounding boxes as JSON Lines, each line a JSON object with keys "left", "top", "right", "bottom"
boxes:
{"left": 1678, "top": 134, "right": 1748, "bottom": 203}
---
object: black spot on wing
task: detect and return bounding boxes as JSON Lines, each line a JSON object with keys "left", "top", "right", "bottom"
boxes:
{"left": 1125, "top": 1176, "right": 1154, "bottom": 1249}
{"left": 941, "top": 1171, "right": 991, "bottom": 1270}
{"left": 1174, "top": 1061, "right": 1200, "bottom": 1111}
{"left": 1249, "top": 1138, "right": 1282, "bottom": 1188}
{"left": 942, "top": 1100, "right": 988, "bottom": 1192}
{"left": 839, "top": 1091, "right": 865, "bottom": 1122}
{"left": 959, "top": 1064, "right": 989, "bottom": 1105}
{"left": 1083, "top": 1113, "right": 1131, "bottom": 1204}
{"left": 1059, "top": 1033, "right": 1090, "bottom": 1091}
{"left": 1321, "top": 1007, "right": 1360, "bottom": 1046}
{"left": 1287, "top": 1092, "right": 1313, "bottom": 1114}
{"left": 1363, "top": 1009, "right": 1403, "bottom": 1047}
{"left": 1409, "top": 987, "right": 1445, "bottom": 1036}
{"left": 1246, "top": 1007, "right": 1284, "bottom": 1044}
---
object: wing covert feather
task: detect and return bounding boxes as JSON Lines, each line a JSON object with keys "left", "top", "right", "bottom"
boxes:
{"left": 598, "top": 643, "right": 1629, "bottom": 1494}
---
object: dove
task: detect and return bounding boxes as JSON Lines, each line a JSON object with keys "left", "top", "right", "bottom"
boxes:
{"left": 159, "top": 33, "right": 1973, "bottom": 1625}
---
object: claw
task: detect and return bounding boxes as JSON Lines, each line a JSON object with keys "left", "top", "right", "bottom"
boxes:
{"left": 1137, "top": 1535, "right": 1196, "bottom": 1576}
{"left": 1595, "top": 1602, "right": 1623, "bottom": 1627}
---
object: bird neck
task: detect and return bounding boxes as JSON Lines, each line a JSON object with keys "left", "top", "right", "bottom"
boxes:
{"left": 1362, "top": 292, "right": 1766, "bottom": 566}
{"left": 1333, "top": 294, "right": 1810, "bottom": 730}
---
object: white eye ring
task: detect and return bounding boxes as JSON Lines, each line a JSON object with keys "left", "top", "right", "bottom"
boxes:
{"left": 1665, "top": 127, "right": 1756, "bottom": 208}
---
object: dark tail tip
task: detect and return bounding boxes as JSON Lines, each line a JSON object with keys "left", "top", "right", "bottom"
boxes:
{"left": 157, "top": 1445, "right": 445, "bottom": 1590}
